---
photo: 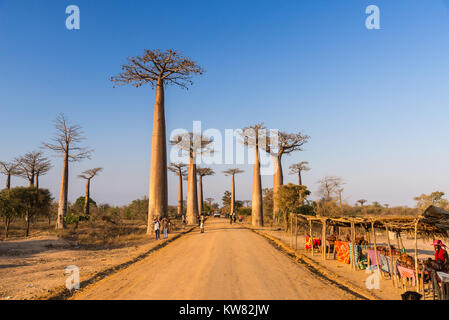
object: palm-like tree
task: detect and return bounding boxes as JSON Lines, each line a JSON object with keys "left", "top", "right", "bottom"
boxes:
{"left": 170, "top": 133, "right": 212, "bottom": 225}
{"left": 78, "top": 168, "right": 103, "bottom": 215}
{"left": 263, "top": 132, "right": 309, "bottom": 221}
{"left": 222, "top": 168, "right": 244, "bottom": 215}
{"left": 168, "top": 162, "right": 188, "bottom": 218}
{"left": 240, "top": 123, "right": 266, "bottom": 227}
{"left": 111, "top": 49, "right": 204, "bottom": 234}
{"left": 197, "top": 167, "right": 215, "bottom": 217}
{"left": 0, "top": 161, "right": 21, "bottom": 189}
{"left": 289, "top": 161, "right": 311, "bottom": 186}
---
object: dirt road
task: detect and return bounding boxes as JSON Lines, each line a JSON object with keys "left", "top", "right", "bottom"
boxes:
{"left": 73, "top": 219, "right": 357, "bottom": 300}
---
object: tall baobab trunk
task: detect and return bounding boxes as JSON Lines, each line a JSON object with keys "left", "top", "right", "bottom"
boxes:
{"left": 35, "top": 174, "right": 39, "bottom": 190}
{"left": 29, "top": 171, "right": 35, "bottom": 187}
{"left": 198, "top": 175, "right": 204, "bottom": 217}
{"left": 84, "top": 178, "right": 91, "bottom": 215}
{"left": 272, "top": 155, "right": 283, "bottom": 222}
{"left": 298, "top": 171, "right": 302, "bottom": 186}
{"left": 231, "top": 174, "right": 235, "bottom": 214}
{"left": 177, "top": 174, "right": 183, "bottom": 217}
{"left": 252, "top": 146, "right": 264, "bottom": 227}
{"left": 186, "top": 156, "right": 199, "bottom": 225}
{"left": 6, "top": 173, "right": 11, "bottom": 189}
{"left": 56, "top": 154, "right": 69, "bottom": 229}
{"left": 147, "top": 80, "right": 168, "bottom": 233}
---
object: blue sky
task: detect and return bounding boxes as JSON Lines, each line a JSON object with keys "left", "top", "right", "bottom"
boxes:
{"left": 1, "top": 0, "right": 449, "bottom": 207}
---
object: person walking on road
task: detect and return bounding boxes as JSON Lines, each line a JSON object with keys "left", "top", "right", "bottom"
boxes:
{"left": 229, "top": 212, "right": 233, "bottom": 225}
{"left": 154, "top": 218, "right": 161, "bottom": 240}
{"left": 162, "top": 218, "right": 169, "bottom": 239}
{"left": 200, "top": 215, "right": 205, "bottom": 233}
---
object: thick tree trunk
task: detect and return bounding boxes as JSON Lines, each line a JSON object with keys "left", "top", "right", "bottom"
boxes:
{"left": 6, "top": 174, "right": 10, "bottom": 189}
{"left": 84, "top": 179, "right": 91, "bottom": 215}
{"left": 29, "top": 171, "right": 35, "bottom": 188}
{"left": 177, "top": 174, "right": 183, "bottom": 217}
{"left": 272, "top": 155, "right": 283, "bottom": 221}
{"left": 186, "top": 155, "right": 199, "bottom": 225}
{"left": 198, "top": 176, "right": 203, "bottom": 218}
{"left": 147, "top": 80, "right": 168, "bottom": 234}
{"left": 35, "top": 174, "right": 39, "bottom": 190}
{"left": 231, "top": 174, "right": 235, "bottom": 214}
{"left": 56, "top": 154, "right": 69, "bottom": 229}
{"left": 252, "top": 146, "right": 264, "bottom": 227}
{"left": 298, "top": 171, "right": 302, "bottom": 186}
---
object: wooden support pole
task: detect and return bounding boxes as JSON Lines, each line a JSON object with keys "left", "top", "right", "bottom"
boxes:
{"left": 350, "top": 222, "right": 356, "bottom": 270}
{"left": 385, "top": 224, "right": 395, "bottom": 286}
{"left": 371, "top": 221, "right": 382, "bottom": 280}
{"left": 310, "top": 220, "right": 314, "bottom": 256}
{"left": 322, "top": 219, "right": 327, "bottom": 260}
{"left": 414, "top": 219, "right": 420, "bottom": 292}
{"left": 295, "top": 215, "right": 298, "bottom": 250}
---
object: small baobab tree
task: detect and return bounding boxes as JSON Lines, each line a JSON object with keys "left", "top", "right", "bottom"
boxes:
{"left": 357, "top": 199, "right": 367, "bottom": 207}
{"left": 168, "top": 162, "right": 188, "bottom": 218}
{"left": 289, "top": 161, "right": 311, "bottom": 186}
{"left": 197, "top": 167, "right": 215, "bottom": 217}
{"left": 0, "top": 161, "right": 21, "bottom": 189}
{"left": 170, "top": 132, "right": 212, "bottom": 225}
{"left": 318, "top": 175, "right": 344, "bottom": 202}
{"left": 205, "top": 198, "right": 214, "bottom": 206}
{"left": 16, "top": 152, "right": 50, "bottom": 188}
{"left": 336, "top": 187, "right": 344, "bottom": 208}
{"left": 240, "top": 123, "right": 267, "bottom": 227}
{"left": 263, "top": 131, "right": 309, "bottom": 221}
{"left": 78, "top": 167, "right": 103, "bottom": 216}
{"left": 43, "top": 114, "right": 93, "bottom": 229}
{"left": 222, "top": 168, "right": 244, "bottom": 215}
{"left": 111, "top": 49, "right": 204, "bottom": 233}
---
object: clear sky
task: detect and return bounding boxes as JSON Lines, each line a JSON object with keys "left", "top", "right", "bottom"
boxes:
{"left": 1, "top": 0, "right": 449, "bottom": 207}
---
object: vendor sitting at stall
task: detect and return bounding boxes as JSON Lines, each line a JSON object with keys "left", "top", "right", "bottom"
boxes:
{"left": 433, "top": 240, "right": 448, "bottom": 264}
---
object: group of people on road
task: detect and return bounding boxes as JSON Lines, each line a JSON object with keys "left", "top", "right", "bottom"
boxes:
{"left": 229, "top": 212, "right": 237, "bottom": 224}
{"left": 153, "top": 217, "right": 170, "bottom": 240}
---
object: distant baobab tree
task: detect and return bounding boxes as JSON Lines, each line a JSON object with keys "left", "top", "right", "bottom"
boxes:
{"left": 170, "top": 132, "right": 212, "bottom": 225}
{"left": 357, "top": 199, "right": 367, "bottom": 207}
{"left": 336, "top": 188, "right": 344, "bottom": 208}
{"left": 44, "top": 114, "right": 93, "bottom": 229}
{"left": 78, "top": 168, "right": 103, "bottom": 216}
{"left": 222, "top": 168, "right": 244, "bottom": 215}
{"left": 16, "top": 152, "right": 51, "bottom": 188}
{"left": 0, "top": 161, "right": 20, "bottom": 189}
{"left": 318, "top": 175, "right": 344, "bottom": 202}
{"left": 197, "top": 167, "right": 215, "bottom": 217}
{"left": 168, "top": 162, "right": 187, "bottom": 218}
{"left": 240, "top": 123, "right": 266, "bottom": 227}
{"left": 111, "top": 49, "right": 204, "bottom": 234}
{"left": 264, "top": 131, "right": 309, "bottom": 221}
{"left": 34, "top": 156, "right": 52, "bottom": 190}
{"left": 205, "top": 198, "right": 214, "bottom": 206}
{"left": 289, "top": 161, "right": 311, "bottom": 186}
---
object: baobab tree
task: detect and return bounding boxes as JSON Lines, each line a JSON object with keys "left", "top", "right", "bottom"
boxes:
{"left": 44, "top": 114, "right": 93, "bottom": 229}
{"left": 16, "top": 152, "right": 50, "bottom": 187}
{"left": 222, "top": 168, "right": 244, "bottom": 215}
{"left": 205, "top": 198, "right": 214, "bottom": 206}
{"left": 168, "top": 162, "right": 187, "bottom": 218}
{"left": 289, "top": 161, "right": 311, "bottom": 186}
{"left": 78, "top": 168, "right": 103, "bottom": 216}
{"left": 34, "top": 157, "right": 52, "bottom": 190}
{"left": 170, "top": 132, "right": 212, "bottom": 225}
{"left": 111, "top": 49, "right": 204, "bottom": 233}
{"left": 197, "top": 167, "right": 215, "bottom": 217}
{"left": 336, "top": 187, "right": 344, "bottom": 208}
{"left": 318, "top": 176, "right": 344, "bottom": 202}
{"left": 0, "top": 161, "right": 20, "bottom": 189}
{"left": 263, "top": 131, "right": 310, "bottom": 221}
{"left": 357, "top": 199, "right": 367, "bottom": 207}
{"left": 240, "top": 123, "right": 267, "bottom": 227}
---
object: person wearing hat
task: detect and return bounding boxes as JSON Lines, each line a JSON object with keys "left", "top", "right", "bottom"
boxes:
{"left": 432, "top": 240, "right": 448, "bottom": 264}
